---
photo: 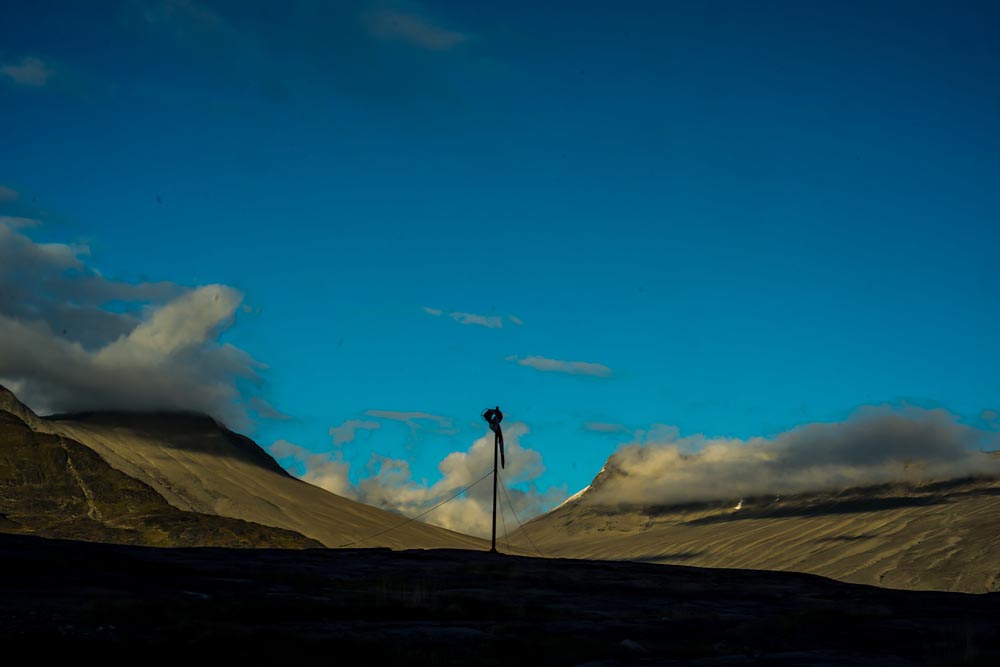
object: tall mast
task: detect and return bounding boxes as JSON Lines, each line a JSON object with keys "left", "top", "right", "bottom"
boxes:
{"left": 491, "top": 430, "right": 498, "bottom": 553}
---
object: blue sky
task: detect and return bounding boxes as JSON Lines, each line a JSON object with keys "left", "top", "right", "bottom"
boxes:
{"left": 2, "top": 1, "right": 998, "bottom": 524}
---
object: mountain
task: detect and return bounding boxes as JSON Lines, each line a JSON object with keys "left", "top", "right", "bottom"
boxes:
{"left": 0, "top": 409, "right": 318, "bottom": 548}
{"left": 0, "top": 385, "right": 486, "bottom": 550}
{"left": 521, "top": 458, "right": 1000, "bottom": 593}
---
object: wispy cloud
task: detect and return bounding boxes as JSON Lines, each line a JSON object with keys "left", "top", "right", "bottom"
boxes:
{"left": 584, "top": 422, "right": 631, "bottom": 434}
{"left": 0, "top": 186, "right": 18, "bottom": 202}
{"left": 981, "top": 409, "right": 998, "bottom": 423}
{"left": 249, "top": 397, "right": 291, "bottom": 421}
{"left": 509, "top": 315, "right": 524, "bottom": 326}
{"left": 1, "top": 56, "right": 53, "bottom": 87}
{"left": 450, "top": 311, "right": 503, "bottom": 328}
{"left": 423, "top": 306, "right": 517, "bottom": 329}
{"left": 142, "top": 0, "right": 223, "bottom": 29}
{"left": 365, "top": 409, "right": 456, "bottom": 434}
{"left": 363, "top": 8, "right": 467, "bottom": 52}
{"left": 128, "top": 1, "right": 474, "bottom": 109}
{"left": 506, "top": 355, "right": 612, "bottom": 378}
{"left": 271, "top": 423, "right": 565, "bottom": 537}
{"left": 329, "top": 419, "right": 381, "bottom": 445}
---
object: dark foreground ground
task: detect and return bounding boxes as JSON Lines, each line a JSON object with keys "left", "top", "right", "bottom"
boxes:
{"left": 1, "top": 534, "right": 998, "bottom": 666}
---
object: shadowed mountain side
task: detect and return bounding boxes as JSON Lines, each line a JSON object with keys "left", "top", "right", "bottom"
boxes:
{"left": 48, "top": 410, "right": 292, "bottom": 476}
{"left": 0, "top": 411, "right": 319, "bottom": 548}
{"left": 520, "top": 475, "right": 1000, "bottom": 593}
{"left": 0, "top": 385, "right": 487, "bottom": 550}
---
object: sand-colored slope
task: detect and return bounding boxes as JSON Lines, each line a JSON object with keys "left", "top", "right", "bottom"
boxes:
{"left": 521, "top": 476, "right": 1000, "bottom": 593}
{"left": 42, "top": 412, "right": 486, "bottom": 550}
{"left": 0, "top": 410, "right": 320, "bottom": 548}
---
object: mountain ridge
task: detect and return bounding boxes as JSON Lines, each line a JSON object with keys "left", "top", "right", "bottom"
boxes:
{"left": 520, "top": 450, "right": 1000, "bottom": 593}
{"left": 0, "top": 384, "right": 488, "bottom": 551}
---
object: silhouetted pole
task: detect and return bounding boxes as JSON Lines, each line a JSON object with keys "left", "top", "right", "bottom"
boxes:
{"left": 491, "top": 431, "right": 498, "bottom": 553}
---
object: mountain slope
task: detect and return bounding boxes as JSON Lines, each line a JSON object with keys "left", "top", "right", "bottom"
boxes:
{"left": 1, "top": 386, "right": 486, "bottom": 550}
{"left": 0, "top": 385, "right": 42, "bottom": 429}
{"left": 0, "top": 410, "right": 320, "bottom": 548}
{"left": 522, "top": 462, "right": 1000, "bottom": 593}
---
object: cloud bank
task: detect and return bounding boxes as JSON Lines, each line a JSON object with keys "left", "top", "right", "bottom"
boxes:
{"left": 0, "top": 218, "right": 273, "bottom": 430}
{"left": 272, "top": 423, "right": 565, "bottom": 537}
{"left": 506, "top": 355, "right": 613, "bottom": 378}
{"left": 585, "top": 408, "right": 1000, "bottom": 507}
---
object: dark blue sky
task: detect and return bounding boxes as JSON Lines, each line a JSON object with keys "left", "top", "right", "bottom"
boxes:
{"left": 2, "top": 1, "right": 998, "bottom": 508}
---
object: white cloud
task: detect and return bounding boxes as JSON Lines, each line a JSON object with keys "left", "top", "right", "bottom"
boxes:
{"left": 0, "top": 219, "right": 274, "bottom": 430}
{"left": 425, "top": 306, "right": 517, "bottom": 329}
{"left": 1, "top": 56, "right": 53, "bottom": 87}
{"left": 0, "top": 186, "right": 18, "bottom": 202}
{"left": 585, "top": 408, "right": 1000, "bottom": 507}
{"left": 450, "top": 311, "right": 503, "bottom": 328}
{"left": 98, "top": 284, "right": 241, "bottom": 360}
{"left": 272, "top": 423, "right": 566, "bottom": 537}
{"left": 506, "top": 355, "right": 612, "bottom": 378}
{"left": 363, "top": 9, "right": 467, "bottom": 52}
{"left": 364, "top": 409, "right": 456, "bottom": 435}
{"left": 329, "top": 419, "right": 381, "bottom": 445}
